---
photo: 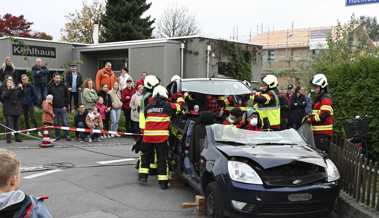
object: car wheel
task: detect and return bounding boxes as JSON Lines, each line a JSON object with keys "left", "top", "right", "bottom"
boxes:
{"left": 205, "top": 182, "right": 225, "bottom": 218}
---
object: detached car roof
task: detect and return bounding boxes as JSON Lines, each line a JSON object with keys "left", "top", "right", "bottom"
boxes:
{"left": 210, "top": 124, "right": 308, "bottom": 146}
{"left": 179, "top": 78, "right": 251, "bottom": 96}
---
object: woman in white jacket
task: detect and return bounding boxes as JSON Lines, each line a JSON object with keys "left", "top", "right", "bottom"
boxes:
{"left": 129, "top": 84, "right": 143, "bottom": 134}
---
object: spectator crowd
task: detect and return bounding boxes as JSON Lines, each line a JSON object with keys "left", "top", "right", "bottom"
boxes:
{"left": 0, "top": 56, "right": 146, "bottom": 144}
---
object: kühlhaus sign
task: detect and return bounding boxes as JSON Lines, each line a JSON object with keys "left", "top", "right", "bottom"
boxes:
{"left": 346, "top": 0, "right": 379, "bottom": 6}
{"left": 12, "top": 44, "right": 56, "bottom": 58}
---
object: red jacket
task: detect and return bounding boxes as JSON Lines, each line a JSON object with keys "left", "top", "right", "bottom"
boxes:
{"left": 223, "top": 119, "right": 244, "bottom": 128}
{"left": 309, "top": 94, "right": 334, "bottom": 136}
{"left": 42, "top": 101, "right": 54, "bottom": 124}
{"left": 121, "top": 87, "right": 135, "bottom": 110}
{"left": 245, "top": 124, "right": 261, "bottom": 131}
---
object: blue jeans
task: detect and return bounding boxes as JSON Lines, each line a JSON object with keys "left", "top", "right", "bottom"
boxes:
{"left": 77, "top": 121, "right": 87, "bottom": 140}
{"left": 110, "top": 108, "right": 121, "bottom": 132}
{"left": 35, "top": 85, "right": 48, "bottom": 103}
{"left": 54, "top": 108, "right": 69, "bottom": 139}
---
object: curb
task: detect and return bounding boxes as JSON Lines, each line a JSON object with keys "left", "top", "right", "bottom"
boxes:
{"left": 336, "top": 192, "right": 379, "bottom": 218}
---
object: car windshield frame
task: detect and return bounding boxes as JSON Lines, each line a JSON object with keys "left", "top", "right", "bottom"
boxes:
{"left": 210, "top": 124, "right": 307, "bottom": 146}
{"left": 180, "top": 79, "right": 251, "bottom": 96}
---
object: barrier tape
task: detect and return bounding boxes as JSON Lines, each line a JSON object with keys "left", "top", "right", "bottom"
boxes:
{"left": 0, "top": 124, "right": 141, "bottom": 137}
{"left": 0, "top": 127, "right": 49, "bottom": 136}
{"left": 51, "top": 125, "right": 142, "bottom": 136}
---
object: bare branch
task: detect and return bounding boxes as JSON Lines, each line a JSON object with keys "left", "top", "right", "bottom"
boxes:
{"left": 156, "top": 4, "right": 200, "bottom": 38}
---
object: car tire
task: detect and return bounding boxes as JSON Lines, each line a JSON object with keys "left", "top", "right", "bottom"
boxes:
{"left": 205, "top": 182, "right": 225, "bottom": 218}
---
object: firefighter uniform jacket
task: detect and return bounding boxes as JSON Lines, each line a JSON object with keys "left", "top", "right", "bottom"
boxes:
{"left": 143, "top": 97, "right": 179, "bottom": 143}
{"left": 251, "top": 89, "right": 281, "bottom": 130}
{"left": 309, "top": 94, "right": 334, "bottom": 136}
{"left": 139, "top": 92, "right": 153, "bottom": 130}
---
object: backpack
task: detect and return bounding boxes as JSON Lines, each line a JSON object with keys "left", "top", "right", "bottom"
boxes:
{"left": 13, "top": 195, "right": 50, "bottom": 218}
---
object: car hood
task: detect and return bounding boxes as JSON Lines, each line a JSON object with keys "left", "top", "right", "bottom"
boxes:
{"left": 216, "top": 144, "right": 326, "bottom": 169}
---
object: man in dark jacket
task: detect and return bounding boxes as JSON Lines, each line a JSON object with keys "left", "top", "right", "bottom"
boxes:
{"left": 1, "top": 78, "right": 23, "bottom": 143}
{"left": 65, "top": 64, "right": 83, "bottom": 111}
{"left": 32, "top": 58, "right": 50, "bottom": 103}
{"left": 288, "top": 86, "right": 307, "bottom": 129}
{"left": 48, "top": 73, "right": 71, "bottom": 141}
{"left": 74, "top": 104, "right": 88, "bottom": 141}
{"left": 20, "top": 74, "right": 39, "bottom": 135}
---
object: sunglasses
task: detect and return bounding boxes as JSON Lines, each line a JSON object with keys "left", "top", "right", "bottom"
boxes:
{"left": 127, "top": 81, "right": 132, "bottom": 83}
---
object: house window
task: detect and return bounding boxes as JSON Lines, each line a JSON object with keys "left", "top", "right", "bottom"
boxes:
{"left": 312, "top": 49, "right": 321, "bottom": 56}
{"left": 267, "top": 50, "right": 275, "bottom": 61}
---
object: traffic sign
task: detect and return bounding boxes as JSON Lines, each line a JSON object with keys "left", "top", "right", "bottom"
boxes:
{"left": 346, "top": 0, "right": 379, "bottom": 6}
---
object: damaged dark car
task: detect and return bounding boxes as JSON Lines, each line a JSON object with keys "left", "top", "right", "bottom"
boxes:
{"left": 169, "top": 78, "right": 340, "bottom": 218}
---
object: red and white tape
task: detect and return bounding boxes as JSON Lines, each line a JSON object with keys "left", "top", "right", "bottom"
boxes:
{"left": 52, "top": 126, "right": 141, "bottom": 136}
{"left": 0, "top": 125, "right": 141, "bottom": 137}
{"left": 0, "top": 127, "right": 49, "bottom": 136}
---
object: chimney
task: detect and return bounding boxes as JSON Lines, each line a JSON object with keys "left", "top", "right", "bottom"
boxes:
{"left": 93, "top": 24, "right": 99, "bottom": 44}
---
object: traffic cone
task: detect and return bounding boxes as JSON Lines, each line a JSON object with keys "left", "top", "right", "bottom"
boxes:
{"left": 40, "top": 127, "right": 53, "bottom": 148}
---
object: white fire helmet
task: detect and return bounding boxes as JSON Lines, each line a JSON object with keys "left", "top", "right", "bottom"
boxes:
{"left": 262, "top": 74, "right": 278, "bottom": 89}
{"left": 311, "top": 73, "right": 328, "bottom": 88}
{"left": 170, "top": 74, "right": 181, "bottom": 82}
{"left": 144, "top": 75, "right": 160, "bottom": 90}
{"left": 152, "top": 85, "right": 168, "bottom": 99}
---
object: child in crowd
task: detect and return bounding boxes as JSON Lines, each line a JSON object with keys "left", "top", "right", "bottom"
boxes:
{"left": 96, "top": 96, "right": 107, "bottom": 139}
{"left": 42, "top": 94, "right": 54, "bottom": 140}
{"left": 74, "top": 104, "right": 88, "bottom": 142}
{"left": 98, "top": 84, "right": 112, "bottom": 138}
{"left": 0, "top": 149, "right": 52, "bottom": 217}
{"left": 85, "top": 105, "right": 103, "bottom": 142}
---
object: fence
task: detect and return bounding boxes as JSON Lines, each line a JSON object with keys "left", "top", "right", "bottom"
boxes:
{"left": 329, "top": 137, "right": 379, "bottom": 211}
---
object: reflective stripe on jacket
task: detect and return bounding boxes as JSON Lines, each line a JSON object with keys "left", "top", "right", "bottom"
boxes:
{"left": 143, "top": 97, "right": 177, "bottom": 143}
{"left": 254, "top": 90, "right": 281, "bottom": 129}
{"left": 310, "top": 95, "right": 334, "bottom": 135}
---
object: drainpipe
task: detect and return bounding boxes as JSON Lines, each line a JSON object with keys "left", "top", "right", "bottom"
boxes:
{"left": 180, "top": 43, "right": 185, "bottom": 78}
{"left": 206, "top": 44, "right": 211, "bottom": 78}
{"left": 93, "top": 24, "right": 99, "bottom": 44}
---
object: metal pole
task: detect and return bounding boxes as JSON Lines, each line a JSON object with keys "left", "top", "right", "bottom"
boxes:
{"left": 206, "top": 45, "right": 211, "bottom": 78}
{"left": 180, "top": 43, "right": 185, "bottom": 78}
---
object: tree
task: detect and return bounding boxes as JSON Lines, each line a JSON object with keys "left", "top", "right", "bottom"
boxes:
{"left": 101, "top": 0, "right": 155, "bottom": 42}
{"left": 0, "top": 13, "right": 53, "bottom": 40}
{"left": 61, "top": 1, "right": 104, "bottom": 43}
{"left": 156, "top": 4, "right": 200, "bottom": 38}
{"left": 312, "top": 16, "right": 379, "bottom": 159}
{"left": 0, "top": 14, "right": 32, "bottom": 36}
{"left": 359, "top": 16, "right": 379, "bottom": 41}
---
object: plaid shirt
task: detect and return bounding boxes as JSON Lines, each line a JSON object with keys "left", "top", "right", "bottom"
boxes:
{"left": 207, "top": 96, "right": 220, "bottom": 114}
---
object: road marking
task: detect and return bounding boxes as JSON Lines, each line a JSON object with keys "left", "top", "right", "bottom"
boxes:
{"left": 97, "top": 158, "right": 136, "bottom": 165}
{"left": 24, "top": 169, "right": 62, "bottom": 179}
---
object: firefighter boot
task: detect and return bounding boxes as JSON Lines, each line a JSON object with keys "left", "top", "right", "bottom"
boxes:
{"left": 138, "top": 174, "right": 148, "bottom": 184}
{"left": 159, "top": 181, "right": 168, "bottom": 190}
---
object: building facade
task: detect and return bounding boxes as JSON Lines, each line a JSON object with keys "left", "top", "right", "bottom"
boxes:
{"left": 250, "top": 27, "right": 331, "bottom": 72}
{"left": 0, "top": 36, "right": 262, "bottom": 85}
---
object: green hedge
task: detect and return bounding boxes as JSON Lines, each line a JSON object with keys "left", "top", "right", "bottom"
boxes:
{"left": 321, "top": 55, "right": 379, "bottom": 158}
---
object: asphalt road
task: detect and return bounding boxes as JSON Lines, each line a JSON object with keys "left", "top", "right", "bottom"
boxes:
{"left": 4, "top": 138, "right": 196, "bottom": 218}
{"left": 3, "top": 138, "right": 336, "bottom": 218}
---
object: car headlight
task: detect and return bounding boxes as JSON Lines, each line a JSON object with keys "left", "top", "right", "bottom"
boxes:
{"left": 228, "top": 161, "right": 263, "bottom": 185}
{"left": 325, "top": 159, "right": 340, "bottom": 182}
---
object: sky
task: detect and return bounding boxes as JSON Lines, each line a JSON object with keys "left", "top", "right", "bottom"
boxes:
{"left": 0, "top": 0, "right": 378, "bottom": 42}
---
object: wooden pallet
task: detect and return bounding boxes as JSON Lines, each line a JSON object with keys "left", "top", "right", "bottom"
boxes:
{"left": 181, "top": 195, "right": 205, "bottom": 216}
